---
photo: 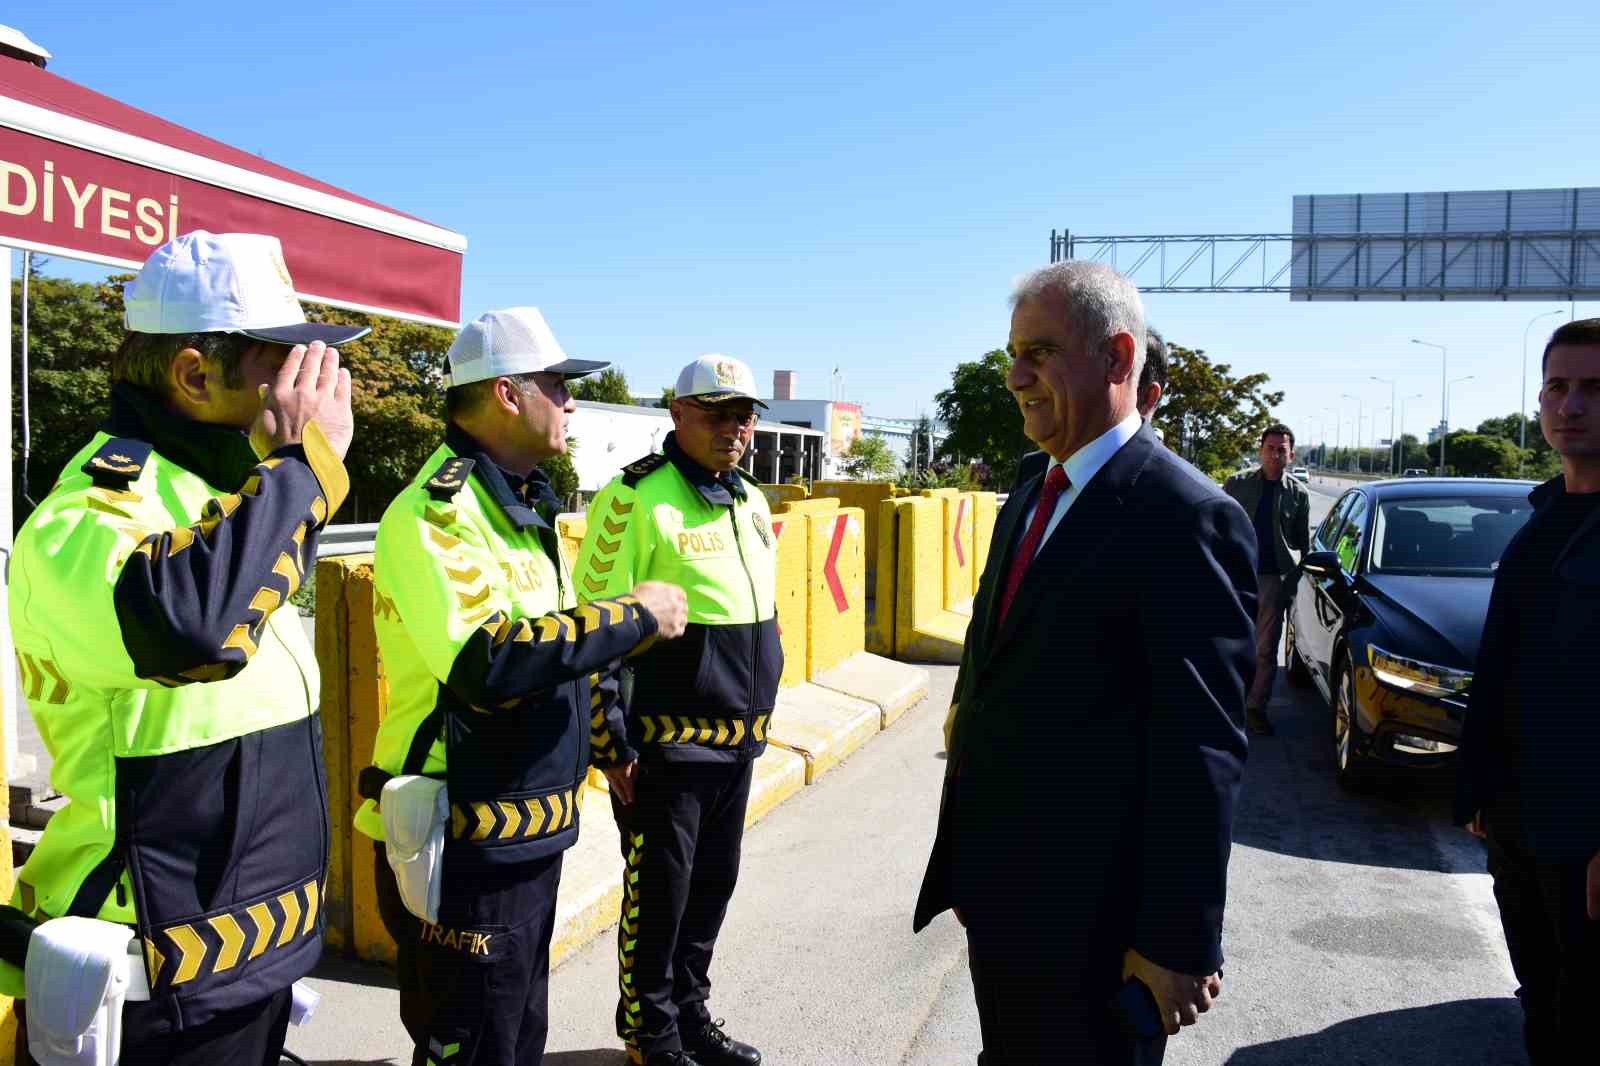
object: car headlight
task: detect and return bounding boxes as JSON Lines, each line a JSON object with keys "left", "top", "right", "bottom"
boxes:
{"left": 1368, "top": 645, "right": 1471, "bottom": 700}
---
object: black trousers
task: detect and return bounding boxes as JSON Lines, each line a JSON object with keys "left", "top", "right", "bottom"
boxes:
{"left": 611, "top": 757, "right": 753, "bottom": 1061}
{"left": 375, "top": 844, "right": 564, "bottom": 1066}
{"left": 1484, "top": 831, "right": 1600, "bottom": 1065}
{"left": 16, "top": 986, "right": 291, "bottom": 1066}
{"left": 965, "top": 923, "right": 1166, "bottom": 1066}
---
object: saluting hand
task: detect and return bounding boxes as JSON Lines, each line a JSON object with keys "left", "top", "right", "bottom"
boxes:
{"left": 631, "top": 581, "right": 688, "bottom": 640}
{"left": 1122, "top": 949, "right": 1221, "bottom": 1036}
{"left": 250, "top": 341, "right": 355, "bottom": 461}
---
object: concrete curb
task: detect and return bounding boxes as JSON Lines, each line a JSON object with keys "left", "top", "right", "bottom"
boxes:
{"left": 551, "top": 786, "right": 623, "bottom": 968}
{"left": 768, "top": 684, "right": 882, "bottom": 784}
{"left": 813, "top": 652, "right": 930, "bottom": 729}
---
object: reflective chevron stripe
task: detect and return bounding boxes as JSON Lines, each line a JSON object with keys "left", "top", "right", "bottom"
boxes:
{"left": 450, "top": 789, "right": 578, "bottom": 842}
{"left": 635, "top": 713, "right": 769, "bottom": 748}
{"left": 618, "top": 830, "right": 645, "bottom": 1046}
{"left": 145, "top": 879, "right": 321, "bottom": 990}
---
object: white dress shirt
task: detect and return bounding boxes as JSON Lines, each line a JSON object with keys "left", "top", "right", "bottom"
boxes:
{"left": 1020, "top": 412, "right": 1143, "bottom": 549}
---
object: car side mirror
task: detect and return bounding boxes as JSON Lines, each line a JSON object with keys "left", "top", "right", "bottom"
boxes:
{"left": 1299, "top": 550, "right": 1343, "bottom": 579}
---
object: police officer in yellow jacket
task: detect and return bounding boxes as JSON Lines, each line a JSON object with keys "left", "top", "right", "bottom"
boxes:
{"left": 574, "top": 355, "right": 780, "bottom": 1066}
{"left": 5, "top": 231, "right": 364, "bottom": 1064}
{"left": 355, "top": 307, "right": 687, "bottom": 1066}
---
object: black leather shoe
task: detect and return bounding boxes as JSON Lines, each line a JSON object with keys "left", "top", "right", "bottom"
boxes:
{"left": 644, "top": 1052, "right": 704, "bottom": 1066}
{"left": 683, "top": 1018, "right": 762, "bottom": 1066}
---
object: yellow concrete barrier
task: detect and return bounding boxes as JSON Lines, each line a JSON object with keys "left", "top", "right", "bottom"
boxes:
{"left": 773, "top": 497, "right": 839, "bottom": 516}
{"left": 556, "top": 514, "right": 587, "bottom": 571}
{"left": 760, "top": 483, "right": 808, "bottom": 511}
{"left": 942, "top": 493, "right": 977, "bottom": 607}
{"left": 805, "top": 508, "right": 866, "bottom": 677}
{"left": 892, "top": 497, "right": 968, "bottom": 662}
{"left": 314, "top": 555, "right": 394, "bottom": 965}
{"left": 867, "top": 498, "right": 900, "bottom": 656}
{"left": 809, "top": 480, "right": 896, "bottom": 586}
{"left": 972, "top": 492, "right": 997, "bottom": 585}
{"left": 769, "top": 511, "right": 809, "bottom": 688}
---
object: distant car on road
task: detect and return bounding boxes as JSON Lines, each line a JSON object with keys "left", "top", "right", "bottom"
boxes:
{"left": 1284, "top": 478, "right": 1536, "bottom": 788}
{"left": 1290, "top": 466, "right": 1309, "bottom": 482}
{"left": 1402, "top": 468, "right": 1429, "bottom": 477}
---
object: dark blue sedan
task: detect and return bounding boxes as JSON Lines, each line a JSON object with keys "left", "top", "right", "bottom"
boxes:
{"left": 1284, "top": 477, "right": 1536, "bottom": 788}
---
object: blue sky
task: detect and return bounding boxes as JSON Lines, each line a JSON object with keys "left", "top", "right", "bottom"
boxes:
{"left": 14, "top": 1, "right": 1599, "bottom": 450}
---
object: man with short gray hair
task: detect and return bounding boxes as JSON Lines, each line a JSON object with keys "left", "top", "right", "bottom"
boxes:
{"left": 916, "top": 261, "right": 1256, "bottom": 1064}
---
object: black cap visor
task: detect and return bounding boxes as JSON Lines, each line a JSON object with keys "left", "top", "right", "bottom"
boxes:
{"left": 546, "top": 358, "right": 611, "bottom": 379}
{"left": 238, "top": 322, "right": 372, "bottom": 347}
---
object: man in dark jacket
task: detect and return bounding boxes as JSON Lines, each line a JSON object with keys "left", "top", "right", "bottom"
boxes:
{"left": 1456, "top": 317, "right": 1600, "bottom": 1065}
{"left": 1222, "top": 427, "right": 1311, "bottom": 735}
{"left": 917, "top": 262, "right": 1255, "bottom": 1065}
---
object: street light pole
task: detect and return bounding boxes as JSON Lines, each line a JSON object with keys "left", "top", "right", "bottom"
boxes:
{"left": 1520, "top": 308, "right": 1567, "bottom": 472}
{"left": 1412, "top": 339, "right": 1448, "bottom": 473}
{"left": 1398, "top": 392, "right": 1423, "bottom": 470}
{"left": 1372, "top": 375, "right": 1397, "bottom": 474}
{"left": 1321, "top": 407, "right": 1336, "bottom": 470}
{"left": 1343, "top": 393, "right": 1363, "bottom": 474}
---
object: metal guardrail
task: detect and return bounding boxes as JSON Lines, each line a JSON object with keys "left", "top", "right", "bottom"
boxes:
{"left": 317, "top": 523, "right": 378, "bottom": 558}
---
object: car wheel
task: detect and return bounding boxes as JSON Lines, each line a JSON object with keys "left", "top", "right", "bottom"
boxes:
{"left": 1332, "top": 650, "right": 1373, "bottom": 791}
{"left": 1285, "top": 613, "right": 1312, "bottom": 689}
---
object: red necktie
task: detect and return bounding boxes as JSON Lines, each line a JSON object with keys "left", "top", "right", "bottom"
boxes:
{"left": 998, "top": 464, "right": 1069, "bottom": 624}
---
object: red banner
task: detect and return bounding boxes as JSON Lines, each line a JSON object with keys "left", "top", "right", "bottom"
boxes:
{"left": 0, "top": 128, "right": 461, "bottom": 326}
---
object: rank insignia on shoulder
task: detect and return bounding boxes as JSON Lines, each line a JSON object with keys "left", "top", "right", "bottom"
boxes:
{"left": 621, "top": 452, "right": 668, "bottom": 487}
{"left": 751, "top": 511, "right": 772, "bottom": 549}
{"left": 82, "top": 438, "right": 152, "bottom": 488}
{"left": 426, "top": 456, "right": 476, "bottom": 499}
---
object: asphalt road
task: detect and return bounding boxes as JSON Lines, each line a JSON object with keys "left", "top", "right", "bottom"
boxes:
{"left": 291, "top": 479, "right": 1529, "bottom": 1066}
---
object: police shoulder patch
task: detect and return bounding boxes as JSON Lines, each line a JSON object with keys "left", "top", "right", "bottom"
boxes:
{"left": 81, "top": 437, "right": 152, "bottom": 488}
{"left": 425, "top": 456, "right": 476, "bottom": 500}
{"left": 620, "top": 452, "right": 668, "bottom": 487}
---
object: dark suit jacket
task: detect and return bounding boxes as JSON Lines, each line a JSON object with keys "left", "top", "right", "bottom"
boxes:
{"left": 1454, "top": 475, "right": 1600, "bottom": 860}
{"left": 914, "top": 426, "right": 1256, "bottom": 986}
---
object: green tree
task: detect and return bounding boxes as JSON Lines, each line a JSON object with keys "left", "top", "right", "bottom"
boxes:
{"left": 659, "top": 386, "right": 676, "bottom": 404}
{"left": 1476, "top": 412, "right": 1548, "bottom": 454}
{"left": 10, "top": 273, "right": 128, "bottom": 511}
{"left": 839, "top": 433, "right": 898, "bottom": 479}
{"left": 572, "top": 367, "right": 632, "bottom": 405}
{"left": 302, "top": 304, "right": 455, "bottom": 522}
{"left": 1153, "top": 344, "right": 1283, "bottom": 480}
{"left": 934, "top": 351, "right": 1029, "bottom": 489}
{"left": 1425, "top": 431, "right": 1522, "bottom": 477}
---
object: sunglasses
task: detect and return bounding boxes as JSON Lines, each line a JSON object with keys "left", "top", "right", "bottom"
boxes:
{"left": 684, "top": 401, "right": 759, "bottom": 429}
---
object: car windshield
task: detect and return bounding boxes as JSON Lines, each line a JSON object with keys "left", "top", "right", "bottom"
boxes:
{"left": 1370, "top": 496, "right": 1533, "bottom": 574}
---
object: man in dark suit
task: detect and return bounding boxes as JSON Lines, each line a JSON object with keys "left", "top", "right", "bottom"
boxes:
{"left": 1456, "top": 318, "right": 1600, "bottom": 1064}
{"left": 916, "top": 262, "right": 1257, "bottom": 1065}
